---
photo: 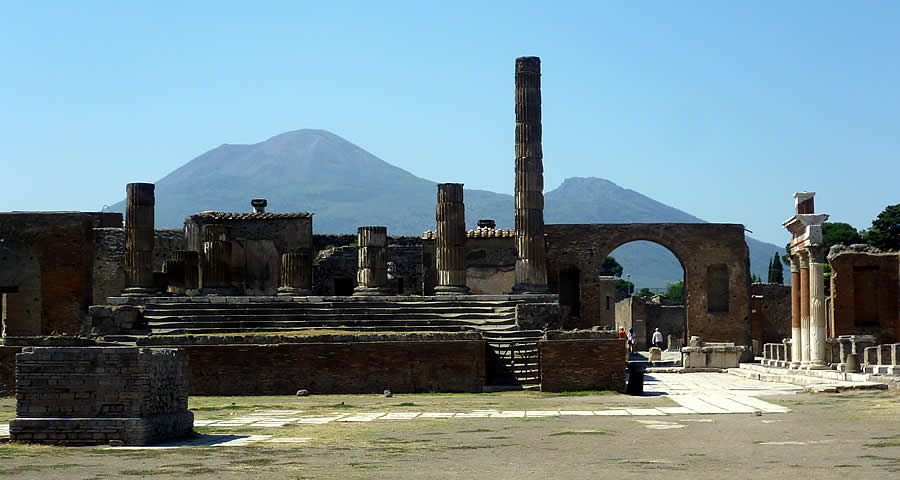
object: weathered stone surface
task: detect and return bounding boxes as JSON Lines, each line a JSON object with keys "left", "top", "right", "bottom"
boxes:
{"left": 515, "top": 302, "right": 561, "bottom": 330}
{"left": 435, "top": 183, "right": 469, "bottom": 295}
{"left": 828, "top": 246, "right": 898, "bottom": 345}
{"left": 750, "top": 283, "right": 791, "bottom": 347}
{"left": 354, "top": 226, "right": 391, "bottom": 296}
{"left": 539, "top": 339, "right": 626, "bottom": 392}
{"left": 278, "top": 251, "right": 313, "bottom": 295}
{"left": 9, "top": 347, "right": 192, "bottom": 445}
{"left": 122, "top": 183, "right": 157, "bottom": 296}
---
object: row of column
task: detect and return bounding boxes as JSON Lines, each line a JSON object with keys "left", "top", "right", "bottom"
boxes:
{"left": 788, "top": 247, "right": 828, "bottom": 368}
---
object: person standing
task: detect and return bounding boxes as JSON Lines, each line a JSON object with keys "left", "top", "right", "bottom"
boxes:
{"left": 628, "top": 328, "right": 636, "bottom": 354}
{"left": 652, "top": 328, "right": 664, "bottom": 349}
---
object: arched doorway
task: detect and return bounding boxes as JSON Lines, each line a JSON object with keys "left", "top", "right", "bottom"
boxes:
{"left": 545, "top": 223, "right": 751, "bottom": 346}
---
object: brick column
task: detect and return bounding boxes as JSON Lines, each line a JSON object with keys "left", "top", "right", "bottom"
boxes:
{"left": 789, "top": 255, "right": 802, "bottom": 368}
{"left": 278, "top": 251, "right": 313, "bottom": 296}
{"left": 122, "top": 183, "right": 157, "bottom": 296}
{"left": 200, "top": 225, "right": 234, "bottom": 294}
{"left": 435, "top": 183, "right": 470, "bottom": 295}
{"left": 512, "top": 56, "right": 548, "bottom": 294}
{"left": 808, "top": 246, "right": 828, "bottom": 368}
{"left": 799, "top": 250, "right": 811, "bottom": 367}
{"left": 353, "top": 226, "right": 391, "bottom": 296}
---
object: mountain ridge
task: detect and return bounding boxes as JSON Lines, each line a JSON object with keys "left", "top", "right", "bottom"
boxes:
{"left": 108, "top": 129, "right": 784, "bottom": 288}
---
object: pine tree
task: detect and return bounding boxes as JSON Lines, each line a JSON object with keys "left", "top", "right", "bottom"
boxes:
{"left": 767, "top": 256, "right": 775, "bottom": 283}
{"left": 773, "top": 252, "right": 784, "bottom": 284}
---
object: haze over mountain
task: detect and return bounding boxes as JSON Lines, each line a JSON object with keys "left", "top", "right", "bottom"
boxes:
{"left": 109, "top": 129, "right": 784, "bottom": 288}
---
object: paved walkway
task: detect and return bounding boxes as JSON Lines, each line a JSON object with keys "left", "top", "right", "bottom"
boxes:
{"left": 647, "top": 372, "right": 802, "bottom": 414}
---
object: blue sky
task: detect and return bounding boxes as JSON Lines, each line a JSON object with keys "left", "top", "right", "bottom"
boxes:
{"left": 1, "top": 1, "right": 897, "bottom": 246}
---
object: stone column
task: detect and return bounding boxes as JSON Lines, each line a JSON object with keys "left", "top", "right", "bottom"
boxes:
{"left": 278, "top": 251, "right": 313, "bottom": 296}
{"left": 799, "top": 250, "right": 811, "bottom": 367}
{"left": 434, "top": 183, "right": 470, "bottom": 295}
{"left": 200, "top": 225, "right": 233, "bottom": 294}
{"left": 512, "top": 56, "right": 548, "bottom": 294}
{"left": 163, "top": 250, "right": 199, "bottom": 295}
{"left": 808, "top": 246, "right": 828, "bottom": 368}
{"left": 353, "top": 226, "right": 390, "bottom": 296}
{"left": 789, "top": 255, "right": 802, "bottom": 368}
{"left": 122, "top": 183, "right": 157, "bottom": 296}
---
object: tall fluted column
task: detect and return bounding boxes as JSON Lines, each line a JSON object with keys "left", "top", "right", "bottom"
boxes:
{"left": 799, "top": 250, "right": 811, "bottom": 367}
{"left": 278, "top": 251, "right": 313, "bottom": 296}
{"left": 353, "top": 226, "right": 391, "bottom": 296}
{"left": 200, "top": 225, "right": 234, "bottom": 294}
{"left": 789, "top": 255, "right": 802, "bottom": 368}
{"left": 512, "top": 56, "right": 548, "bottom": 294}
{"left": 808, "top": 246, "right": 828, "bottom": 368}
{"left": 122, "top": 183, "right": 157, "bottom": 296}
{"left": 435, "top": 183, "right": 470, "bottom": 295}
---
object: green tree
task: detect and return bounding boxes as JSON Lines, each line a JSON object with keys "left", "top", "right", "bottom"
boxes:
{"left": 865, "top": 204, "right": 900, "bottom": 251}
{"left": 751, "top": 273, "right": 762, "bottom": 283}
{"left": 822, "top": 222, "right": 863, "bottom": 251}
{"left": 772, "top": 252, "right": 784, "bottom": 284}
{"left": 767, "top": 256, "right": 775, "bottom": 283}
{"left": 614, "top": 278, "right": 634, "bottom": 298}
{"left": 599, "top": 256, "right": 624, "bottom": 278}
{"left": 665, "top": 280, "right": 684, "bottom": 304}
{"left": 636, "top": 287, "right": 654, "bottom": 299}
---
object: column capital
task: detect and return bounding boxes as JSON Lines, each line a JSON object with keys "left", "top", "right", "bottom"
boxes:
{"left": 789, "top": 254, "right": 801, "bottom": 272}
{"left": 807, "top": 245, "right": 826, "bottom": 264}
{"left": 797, "top": 249, "right": 810, "bottom": 269}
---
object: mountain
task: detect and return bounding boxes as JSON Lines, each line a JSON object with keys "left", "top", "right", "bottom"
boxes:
{"left": 109, "top": 129, "right": 784, "bottom": 288}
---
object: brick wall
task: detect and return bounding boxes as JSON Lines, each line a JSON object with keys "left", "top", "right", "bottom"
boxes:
{"left": 10, "top": 347, "right": 192, "bottom": 445}
{"left": 92, "top": 228, "right": 186, "bottom": 303}
{"left": 750, "top": 283, "right": 791, "bottom": 344}
{"left": 0, "top": 346, "right": 22, "bottom": 396}
{"left": 539, "top": 338, "right": 626, "bottom": 392}
{"left": 175, "top": 340, "right": 485, "bottom": 395}
{"left": 829, "top": 247, "right": 899, "bottom": 344}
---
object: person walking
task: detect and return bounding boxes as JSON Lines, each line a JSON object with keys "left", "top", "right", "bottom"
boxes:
{"left": 652, "top": 328, "right": 664, "bottom": 349}
{"left": 628, "top": 328, "right": 636, "bottom": 354}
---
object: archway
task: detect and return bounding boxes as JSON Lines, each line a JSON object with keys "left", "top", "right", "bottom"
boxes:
{"left": 545, "top": 223, "right": 751, "bottom": 346}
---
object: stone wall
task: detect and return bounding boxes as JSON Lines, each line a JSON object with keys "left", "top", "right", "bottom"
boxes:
{"left": 10, "top": 347, "right": 192, "bottom": 445}
{"left": 314, "top": 245, "right": 423, "bottom": 295}
{"left": 0, "top": 346, "right": 21, "bottom": 396}
{"left": 538, "top": 337, "right": 626, "bottom": 392}
{"left": 546, "top": 223, "right": 750, "bottom": 346}
{"left": 92, "top": 228, "right": 186, "bottom": 304}
{"left": 0, "top": 213, "right": 96, "bottom": 335}
{"left": 149, "top": 336, "right": 486, "bottom": 395}
{"left": 422, "top": 235, "right": 517, "bottom": 296}
{"left": 828, "top": 245, "right": 899, "bottom": 344}
{"left": 614, "top": 296, "right": 684, "bottom": 350}
{"left": 750, "top": 283, "right": 792, "bottom": 345}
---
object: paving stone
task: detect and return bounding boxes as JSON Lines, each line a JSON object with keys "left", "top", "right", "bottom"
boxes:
{"left": 594, "top": 410, "right": 630, "bottom": 416}
{"left": 626, "top": 408, "right": 665, "bottom": 416}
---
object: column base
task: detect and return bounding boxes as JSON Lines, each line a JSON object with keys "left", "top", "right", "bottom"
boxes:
{"left": 352, "top": 286, "right": 392, "bottom": 296}
{"left": 277, "top": 287, "right": 312, "bottom": 296}
{"left": 511, "top": 283, "right": 549, "bottom": 295}
{"left": 789, "top": 362, "right": 803, "bottom": 369}
{"left": 199, "top": 287, "right": 239, "bottom": 296}
{"left": 805, "top": 362, "right": 830, "bottom": 370}
{"left": 121, "top": 287, "right": 158, "bottom": 297}
{"left": 434, "top": 285, "right": 471, "bottom": 296}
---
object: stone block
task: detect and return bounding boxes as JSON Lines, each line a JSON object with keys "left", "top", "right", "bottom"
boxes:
{"left": 515, "top": 303, "right": 561, "bottom": 331}
{"left": 648, "top": 347, "right": 662, "bottom": 362}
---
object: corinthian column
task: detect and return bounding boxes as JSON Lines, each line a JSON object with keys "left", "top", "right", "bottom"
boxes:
{"left": 512, "top": 56, "right": 548, "bottom": 294}
{"left": 799, "top": 250, "right": 811, "bottom": 367}
{"left": 789, "top": 255, "right": 802, "bottom": 368}
{"left": 122, "top": 183, "right": 157, "bottom": 296}
{"left": 278, "top": 251, "right": 313, "bottom": 296}
{"left": 807, "top": 246, "right": 828, "bottom": 368}
{"left": 435, "top": 183, "right": 470, "bottom": 295}
{"left": 353, "top": 226, "right": 391, "bottom": 296}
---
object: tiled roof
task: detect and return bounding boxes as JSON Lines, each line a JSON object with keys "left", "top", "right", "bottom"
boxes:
{"left": 189, "top": 211, "right": 313, "bottom": 221}
{"left": 422, "top": 227, "right": 515, "bottom": 240}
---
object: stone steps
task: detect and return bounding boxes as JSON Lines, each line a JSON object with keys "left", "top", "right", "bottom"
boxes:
{"left": 728, "top": 363, "right": 889, "bottom": 392}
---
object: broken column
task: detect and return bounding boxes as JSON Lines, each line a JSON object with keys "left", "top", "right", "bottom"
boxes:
{"left": 122, "top": 183, "right": 157, "bottom": 296}
{"left": 277, "top": 251, "right": 313, "bottom": 296}
{"left": 200, "top": 225, "right": 234, "bottom": 294}
{"left": 163, "top": 250, "right": 199, "bottom": 295}
{"left": 434, "top": 183, "right": 470, "bottom": 295}
{"left": 353, "top": 226, "right": 390, "bottom": 296}
{"left": 512, "top": 56, "right": 548, "bottom": 294}
{"left": 789, "top": 254, "right": 802, "bottom": 367}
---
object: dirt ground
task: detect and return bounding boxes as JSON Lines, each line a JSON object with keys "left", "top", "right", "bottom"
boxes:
{"left": 1, "top": 388, "right": 898, "bottom": 479}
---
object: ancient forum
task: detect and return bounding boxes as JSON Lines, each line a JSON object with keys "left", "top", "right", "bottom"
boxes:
{"left": 0, "top": 57, "right": 898, "bottom": 447}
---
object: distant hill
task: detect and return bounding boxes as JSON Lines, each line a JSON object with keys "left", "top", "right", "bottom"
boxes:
{"left": 109, "top": 129, "right": 785, "bottom": 288}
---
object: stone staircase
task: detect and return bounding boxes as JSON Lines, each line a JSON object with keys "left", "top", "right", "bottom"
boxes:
{"left": 483, "top": 330, "right": 544, "bottom": 388}
{"left": 728, "top": 363, "right": 892, "bottom": 392}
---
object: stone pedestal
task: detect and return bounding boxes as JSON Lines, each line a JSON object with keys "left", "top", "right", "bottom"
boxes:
{"left": 512, "top": 56, "right": 548, "bottom": 294}
{"left": 122, "top": 183, "right": 157, "bottom": 296}
{"left": 353, "top": 226, "right": 391, "bottom": 296}
{"left": 435, "top": 183, "right": 470, "bottom": 295}
{"left": 278, "top": 251, "right": 313, "bottom": 296}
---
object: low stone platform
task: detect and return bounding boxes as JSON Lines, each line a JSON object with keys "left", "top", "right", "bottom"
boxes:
{"left": 9, "top": 347, "right": 193, "bottom": 445}
{"left": 727, "top": 363, "right": 893, "bottom": 392}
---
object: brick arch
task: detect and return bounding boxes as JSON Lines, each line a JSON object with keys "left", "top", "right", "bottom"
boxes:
{"left": 545, "top": 223, "right": 750, "bottom": 345}
{"left": 0, "top": 234, "right": 42, "bottom": 336}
